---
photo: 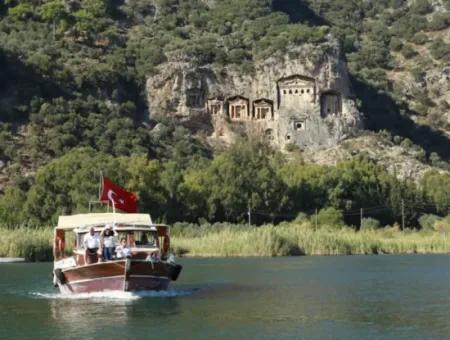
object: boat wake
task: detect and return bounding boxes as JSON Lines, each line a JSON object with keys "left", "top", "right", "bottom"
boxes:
{"left": 31, "top": 289, "right": 196, "bottom": 300}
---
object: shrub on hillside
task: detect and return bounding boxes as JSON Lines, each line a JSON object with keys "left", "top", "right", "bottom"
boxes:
{"left": 389, "top": 37, "right": 403, "bottom": 51}
{"left": 410, "top": 0, "right": 433, "bottom": 15}
{"left": 411, "top": 32, "right": 428, "bottom": 45}
{"left": 360, "top": 217, "right": 381, "bottom": 230}
{"left": 401, "top": 44, "right": 418, "bottom": 59}
{"left": 317, "top": 207, "right": 344, "bottom": 228}
{"left": 430, "top": 39, "right": 450, "bottom": 61}
{"left": 428, "top": 13, "right": 450, "bottom": 31}
{"left": 418, "top": 214, "right": 441, "bottom": 231}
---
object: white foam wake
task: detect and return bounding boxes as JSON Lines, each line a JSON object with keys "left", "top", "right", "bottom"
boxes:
{"left": 31, "top": 289, "right": 194, "bottom": 300}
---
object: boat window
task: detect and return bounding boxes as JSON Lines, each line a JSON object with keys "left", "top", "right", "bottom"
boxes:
{"left": 117, "top": 231, "right": 157, "bottom": 248}
{"left": 135, "top": 231, "right": 158, "bottom": 248}
{"left": 77, "top": 232, "right": 87, "bottom": 249}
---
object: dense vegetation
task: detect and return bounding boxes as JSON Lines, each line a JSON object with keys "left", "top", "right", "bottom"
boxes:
{"left": 1, "top": 0, "right": 449, "bottom": 166}
{"left": 0, "top": 0, "right": 449, "bottom": 231}
{"left": 1, "top": 142, "right": 449, "bottom": 229}
{"left": 0, "top": 0, "right": 328, "bottom": 167}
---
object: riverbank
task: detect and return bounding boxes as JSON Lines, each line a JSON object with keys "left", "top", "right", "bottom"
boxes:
{"left": 171, "top": 222, "right": 450, "bottom": 257}
{"left": 1, "top": 222, "right": 449, "bottom": 261}
{"left": 0, "top": 257, "right": 25, "bottom": 263}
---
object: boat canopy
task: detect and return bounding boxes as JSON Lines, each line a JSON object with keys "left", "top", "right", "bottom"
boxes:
{"left": 56, "top": 213, "right": 152, "bottom": 230}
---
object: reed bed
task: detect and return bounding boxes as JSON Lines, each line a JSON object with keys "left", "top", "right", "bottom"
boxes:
{"left": 1, "top": 222, "right": 450, "bottom": 261}
{"left": 0, "top": 227, "right": 54, "bottom": 261}
{"left": 171, "top": 222, "right": 450, "bottom": 257}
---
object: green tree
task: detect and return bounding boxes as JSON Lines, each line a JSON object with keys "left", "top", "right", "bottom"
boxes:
{"left": 421, "top": 171, "right": 450, "bottom": 215}
{"left": 8, "top": 2, "right": 34, "bottom": 19}
{"left": 0, "top": 187, "right": 26, "bottom": 228}
{"left": 202, "top": 140, "right": 288, "bottom": 222}
{"left": 39, "top": 0, "right": 68, "bottom": 33}
{"left": 23, "top": 148, "right": 124, "bottom": 223}
{"left": 317, "top": 207, "right": 344, "bottom": 228}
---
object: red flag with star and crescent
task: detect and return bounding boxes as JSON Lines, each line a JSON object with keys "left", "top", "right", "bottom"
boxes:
{"left": 100, "top": 177, "right": 138, "bottom": 213}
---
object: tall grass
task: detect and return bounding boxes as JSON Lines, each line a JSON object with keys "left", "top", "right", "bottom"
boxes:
{"left": 0, "top": 228, "right": 53, "bottom": 261}
{"left": 171, "top": 222, "right": 450, "bottom": 257}
{"left": 1, "top": 222, "right": 450, "bottom": 261}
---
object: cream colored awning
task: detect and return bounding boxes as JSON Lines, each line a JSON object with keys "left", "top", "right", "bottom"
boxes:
{"left": 56, "top": 213, "right": 152, "bottom": 230}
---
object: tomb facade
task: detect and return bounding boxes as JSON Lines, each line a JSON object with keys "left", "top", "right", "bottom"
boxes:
{"left": 207, "top": 97, "right": 224, "bottom": 115}
{"left": 253, "top": 99, "right": 274, "bottom": 121}
{"left": 186, "top": 88, "right": 204, "bottom": 108}
{"left": 278, "top": 75, "right": 316, "bottom": 113}
{"left": 203, "top": 73, "right": 358, "bottom": 149}
{"left": 228, "top": 96, "right": 249, "bottom": 121}
{"left": 320, "top": 90, "right": 342, "bottom": 117}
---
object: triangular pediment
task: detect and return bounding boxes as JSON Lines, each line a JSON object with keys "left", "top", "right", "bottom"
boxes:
{"left": 228, "top": 95, "right": 249, "bottom": 104}
{"left": 278, "top": 75, "right": 315, "bottom": 87}
{"left": 254, "top": 98, "right": 273, "bottom": 106}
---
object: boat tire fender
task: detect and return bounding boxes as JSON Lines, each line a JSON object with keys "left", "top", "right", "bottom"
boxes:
{"left": 54, "top": 268, "right": 66, "bottom": 285}
{"left": 163, "top": 235, "right": 170, "bottom": 256}
{"left": 168, "top": 263, "right": 182, "bottom": 281}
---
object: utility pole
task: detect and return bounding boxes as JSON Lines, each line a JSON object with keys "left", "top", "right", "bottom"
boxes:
{"left": 315, "top": 208, "right": 318, "bottom": 229}
{"left": 360, "top": 207, "right": 363, "bottom": 230}
{"left": 247, "top": 199, "right": 252, "bottom": 226}
{"left": 401, "top": 199, "right": 405, "bottom": 231}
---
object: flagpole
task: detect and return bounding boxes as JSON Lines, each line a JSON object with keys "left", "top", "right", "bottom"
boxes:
{"left": 98, "top": 171, "right": 103, "bottom": 202}
{"left": 103, "top": 174, "right": 116, "bottom": 225}
{"left": 112, "top": 196, "right": 116, "bottom": 227}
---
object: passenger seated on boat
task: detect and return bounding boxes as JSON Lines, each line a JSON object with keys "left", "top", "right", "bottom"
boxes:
{"left": 140, "top": 233, "right": 148, "bottom": 245}
{"left": 134, "top": 229, "right": 157, "bottom": 247}
{"left": 138, "top": 232, "right": 156, "bottom": 247}
{"left": 148, "top": 231, "right": 157, "bottom": 247}
{"left": 116, "top": 238, "right": 131, "bottom": 259}
{"left": 100, "top": 225, "right": 117, "bottom": 261}
{"left": 83, "top": 227, "right": 101, "bottom": 264}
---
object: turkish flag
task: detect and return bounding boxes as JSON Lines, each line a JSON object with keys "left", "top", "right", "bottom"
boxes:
{"left": 100, "top": 177, "right": 138, "bottom": 213}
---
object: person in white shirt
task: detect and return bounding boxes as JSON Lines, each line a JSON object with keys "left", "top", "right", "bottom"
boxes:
{"left": 84, "top": 227, "right": 100, "bottom": 264}
{"left": 115, "top": 238, "right": 131, "bottom": 259}
{"left": 100, "top": 224, "right": 117, "bottom": 261}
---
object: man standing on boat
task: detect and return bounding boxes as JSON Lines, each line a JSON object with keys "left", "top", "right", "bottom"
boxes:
{"left": 84, "top": 227, "right": 101, "bottom": 264}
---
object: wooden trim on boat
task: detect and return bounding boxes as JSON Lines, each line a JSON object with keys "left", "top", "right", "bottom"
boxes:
{"left": 68, "top": 275, "right": 124, "bottom": 285}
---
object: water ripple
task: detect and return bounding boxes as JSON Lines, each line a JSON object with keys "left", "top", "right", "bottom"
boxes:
{"left": 30, "top": 288, "right": 198, "bottom": 300}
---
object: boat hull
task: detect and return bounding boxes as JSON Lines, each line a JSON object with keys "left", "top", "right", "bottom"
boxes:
{"left": 55, "top": 259, "right": 180, "bottom": 294}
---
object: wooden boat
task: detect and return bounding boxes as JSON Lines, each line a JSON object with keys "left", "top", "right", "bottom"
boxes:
{"left": 52, "top": 213, "right": 182, "bottom": 294}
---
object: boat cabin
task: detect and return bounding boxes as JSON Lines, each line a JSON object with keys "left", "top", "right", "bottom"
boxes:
{"left": 53, "top": 213, "right": 171, "bottom": 267}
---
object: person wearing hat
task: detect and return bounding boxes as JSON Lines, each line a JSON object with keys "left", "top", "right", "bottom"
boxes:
{"left": 100, "top": 224, "right": 118, "bottom": 261}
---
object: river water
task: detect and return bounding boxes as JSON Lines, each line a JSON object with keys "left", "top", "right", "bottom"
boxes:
{"left": 1, "top": 256, "right": 450, "bottom": 339}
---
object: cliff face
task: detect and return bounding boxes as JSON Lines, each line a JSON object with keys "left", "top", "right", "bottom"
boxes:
{"left": 146, "top": 37, "right": 362, "bottom": 150}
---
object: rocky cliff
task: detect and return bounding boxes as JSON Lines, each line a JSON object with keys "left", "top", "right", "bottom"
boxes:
{"left": 146, "top": 36, "right": 362, "bottom": 150}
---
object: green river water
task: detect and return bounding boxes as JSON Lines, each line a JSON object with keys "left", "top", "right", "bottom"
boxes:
{"left": 1, "top": 255, "right": 450, "bottom": 339}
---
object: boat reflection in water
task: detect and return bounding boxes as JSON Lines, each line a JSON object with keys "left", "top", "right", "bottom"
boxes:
{"left": 48, "top": 292, "right": 181, "bottom": 337}
{"left": 52, "top": 213, "right": 182, "bottom": 294}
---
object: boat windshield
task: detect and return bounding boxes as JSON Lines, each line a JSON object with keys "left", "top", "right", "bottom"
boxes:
{"left": 118, "top": 230, "right": 158, "bottom": 248}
